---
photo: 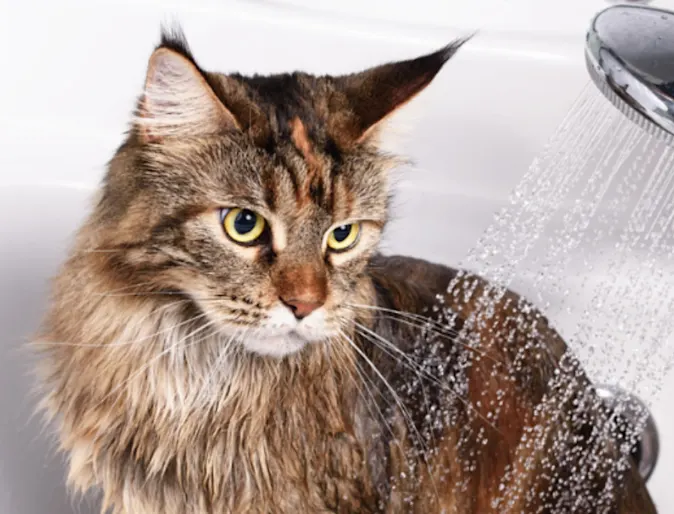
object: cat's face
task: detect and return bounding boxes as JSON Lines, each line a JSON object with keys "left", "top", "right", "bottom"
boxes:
{"left": 112, "top": 134, "right": 389, "bottom": 358}
{"left": 91, "top": 30, "right": 466, "bottom": 358}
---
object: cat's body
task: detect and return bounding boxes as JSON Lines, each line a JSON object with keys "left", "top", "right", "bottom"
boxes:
{"left": 34, "top": 29, "right": 657, "bottom": 513}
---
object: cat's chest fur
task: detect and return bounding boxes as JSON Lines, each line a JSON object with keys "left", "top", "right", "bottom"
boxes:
{"left": 73, "top": 349, "right": 384, "bottom": 514}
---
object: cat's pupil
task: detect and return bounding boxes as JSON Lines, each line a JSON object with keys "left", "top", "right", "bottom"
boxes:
{"left": 333, "top": 225, "right": 351, "bottom": 242}
{"left": 234, "top": 210, "right": 257, "bottom": 234}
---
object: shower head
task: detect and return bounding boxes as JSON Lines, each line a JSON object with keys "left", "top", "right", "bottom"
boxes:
{"left": 586, "top": 4, "right": 674, "bottom": 141}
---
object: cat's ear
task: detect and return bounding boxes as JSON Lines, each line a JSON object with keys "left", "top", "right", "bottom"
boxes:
{"left": 331, "top": 37, "right": 471, "bottom": 147}
{"left": 135, "top": 31, "right": 240, "bottom": 142}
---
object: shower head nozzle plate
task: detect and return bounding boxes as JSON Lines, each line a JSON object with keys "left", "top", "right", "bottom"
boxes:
{"left": 586, "top": 4, "right": 674, "bottom": 140}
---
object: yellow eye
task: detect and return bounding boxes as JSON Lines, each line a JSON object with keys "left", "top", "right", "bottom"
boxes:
{"left": 327, "top": 223, "right": 361, "bottom": 251}
{"left": 222, "top": 208, "right": 266, "bottom": 244}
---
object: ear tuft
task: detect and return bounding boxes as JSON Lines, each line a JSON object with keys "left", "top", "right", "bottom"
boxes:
{"left": 158, "top": 23, "right": 195, "bottom": 63}
{"left": 155, "top": 23, "right": 203, "bottom": 66}
{"left": 134, "top": 27, "right": 240, "bottom": 142}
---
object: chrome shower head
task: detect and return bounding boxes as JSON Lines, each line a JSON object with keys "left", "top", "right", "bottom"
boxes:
{"left": 586, "top": 4, "right": 674, "bottom": 141}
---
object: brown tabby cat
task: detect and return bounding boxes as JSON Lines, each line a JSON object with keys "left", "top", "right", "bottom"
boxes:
{"left": 33, "top": 28, "right": 657, "bottom": 514}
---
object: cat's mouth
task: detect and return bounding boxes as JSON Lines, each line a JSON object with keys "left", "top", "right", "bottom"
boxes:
{"left": 225, "top": 304, "right": 334, "bottom": 358}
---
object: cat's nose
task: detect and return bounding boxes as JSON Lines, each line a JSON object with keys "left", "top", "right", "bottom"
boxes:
{"left": 280, "top": 298, "right": 323, "bottom": 320}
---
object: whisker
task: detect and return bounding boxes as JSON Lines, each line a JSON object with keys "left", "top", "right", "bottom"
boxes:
{"left": 33, "top": 304, "right": 207, "bottom": 349}
{"left": 80, "top": 248, "right": 125, "bottom": 254}
{"left": 352, "top": 321, "right": 505, "bottom": 437}
{"left": 91, "top": 291, "right": 188, "bottom": 298}
{"left": 89, "top": 290, "right": 258, "bottom": 308}
{"left": 378, "top": 313, "right": 505, "bottom": 366}
{"left": 89, "top": 317, "right": 221, "bottom": 411}
{"left": 345, "top": 302, "right": 506, "bottom": 365}
{"left": 345, "top": 302, "right": 460, "bottom": 335}
{"left": 198, "top": 326, "right": 247, "bottom": 403}
{"left": 88, "top": 280, "right": 168, "bottom": 295}
{"left": 350, "top": 352, "right": 398, "bottom": 445}
{"left": 337, "top": 328, "right": 442, "bottom": 502}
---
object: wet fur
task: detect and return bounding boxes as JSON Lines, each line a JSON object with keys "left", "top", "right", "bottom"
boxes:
{"left": 32, "top": 29, "right": 656, "bottom": 513}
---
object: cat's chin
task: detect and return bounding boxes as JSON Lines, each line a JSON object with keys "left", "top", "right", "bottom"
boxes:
{"left": 214, "top": 304, "right": 335, "bottom": 358}
{"left": 241, "top": 332, "right": 309, "bottom": 358}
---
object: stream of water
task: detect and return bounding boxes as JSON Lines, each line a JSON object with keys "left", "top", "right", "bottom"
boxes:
{"left": 420, "top": 84, "right": 674, "bottom": 510}
{"left": 458, "top": 84, "right": 674, "bottom": 400}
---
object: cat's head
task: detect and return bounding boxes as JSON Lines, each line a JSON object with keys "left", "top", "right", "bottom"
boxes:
{"left": 86, "top": 28, "right": 467, "bottom": 358}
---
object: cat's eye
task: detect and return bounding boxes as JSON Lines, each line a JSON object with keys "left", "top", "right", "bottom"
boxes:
{"left": 221, "top": 208, "right": 266, "bottom": 244}
{"left": 327, "top": 223, "right": 361, "bottom": 252}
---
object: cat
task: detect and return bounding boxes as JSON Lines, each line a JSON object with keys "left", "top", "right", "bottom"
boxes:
{"left": 32, "top": 27, "right": 658, "bottom": 514}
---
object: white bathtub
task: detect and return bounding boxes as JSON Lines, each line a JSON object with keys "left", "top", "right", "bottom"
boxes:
{"left": 1, "top": 0, "right": 673, "bottom": 512}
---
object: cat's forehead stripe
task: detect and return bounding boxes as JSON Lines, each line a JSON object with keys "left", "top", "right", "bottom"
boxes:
{"left": 288, "top": 117, "right": 332, "bottom": 210}
{"left": 289, "top": 117, "right": 318, "bottom": 174}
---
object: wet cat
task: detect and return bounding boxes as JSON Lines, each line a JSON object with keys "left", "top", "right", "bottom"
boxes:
{"left": 33, "top": 28, "right": 657, "bottom": 513}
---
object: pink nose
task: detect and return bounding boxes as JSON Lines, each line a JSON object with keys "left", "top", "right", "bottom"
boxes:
{"left": 280, "top": 298, "right": 323, "bottom": 320}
